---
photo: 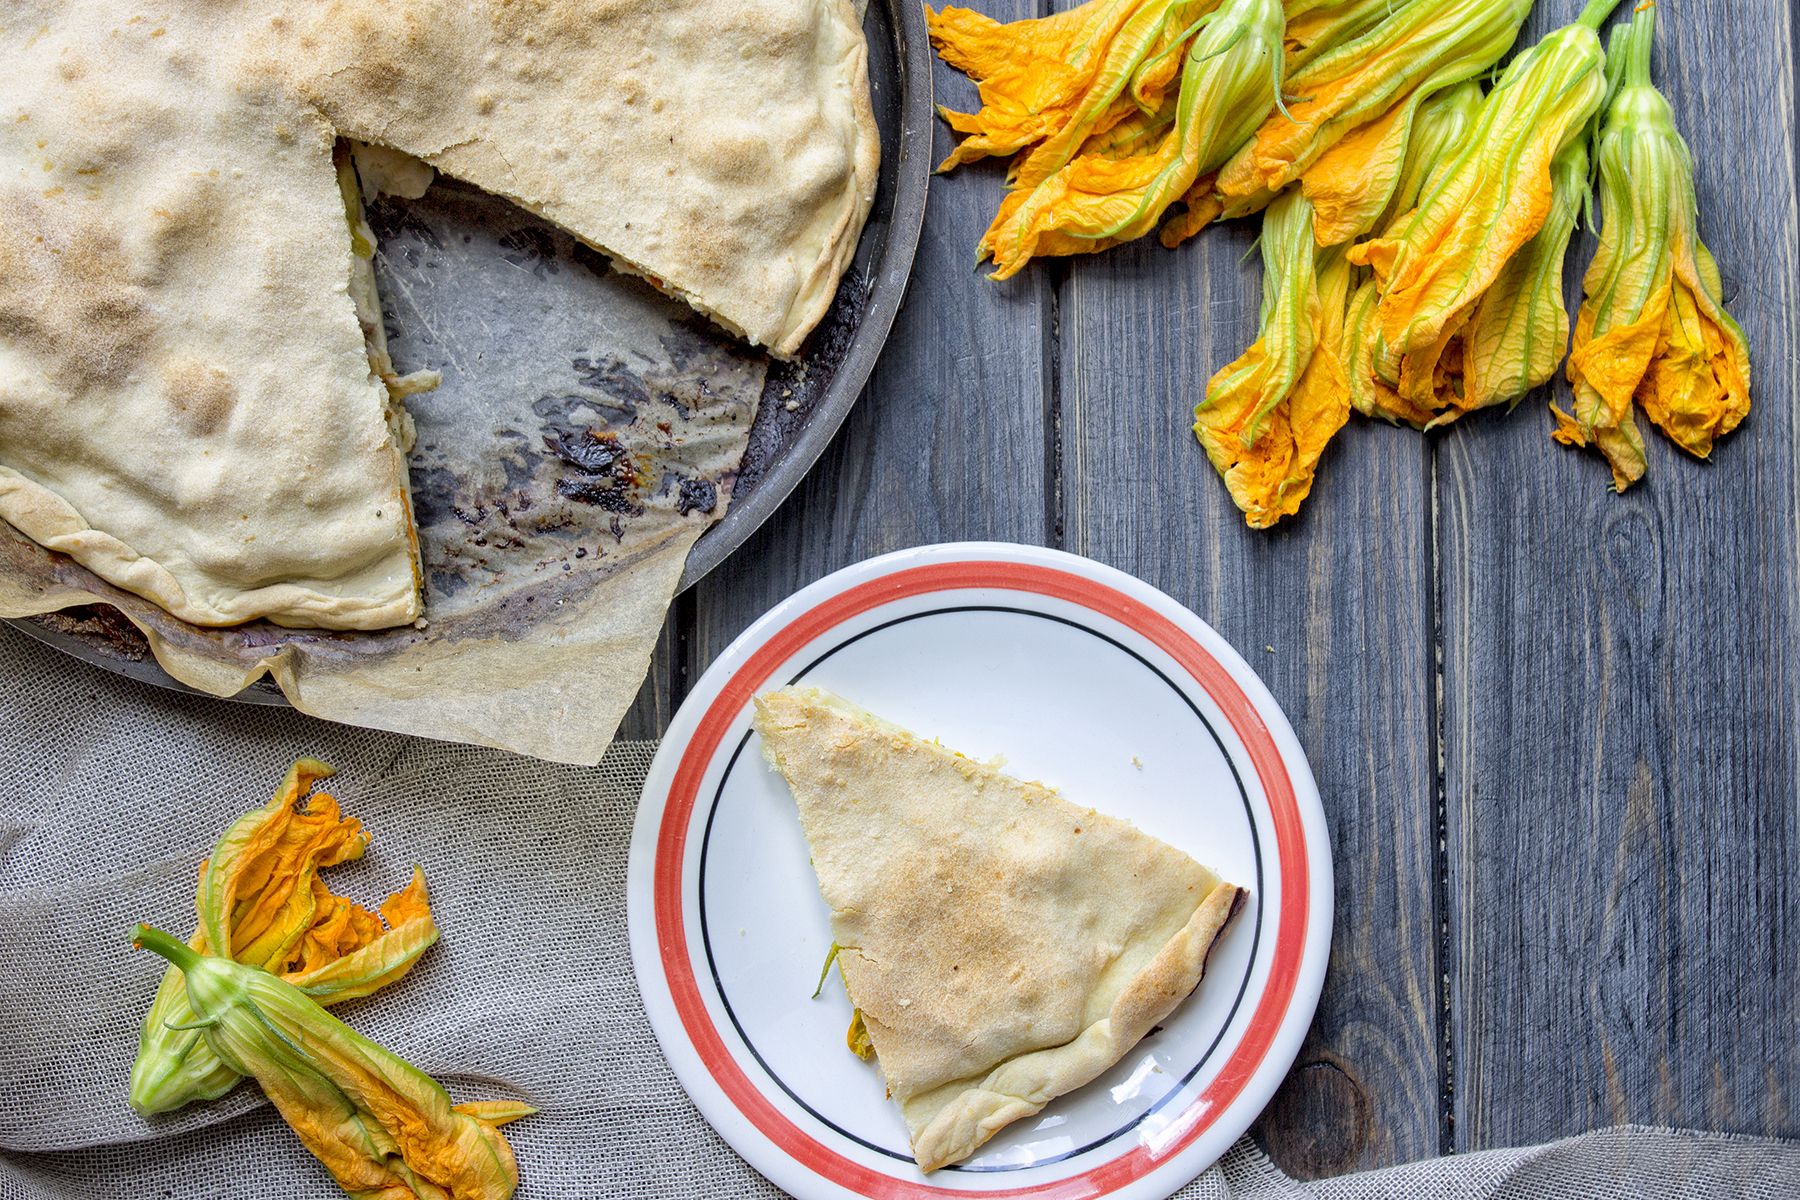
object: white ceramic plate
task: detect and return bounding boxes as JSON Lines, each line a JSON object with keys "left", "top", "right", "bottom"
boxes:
{"left": 627, "top": 543, "right": 1332, "bottom": 1200}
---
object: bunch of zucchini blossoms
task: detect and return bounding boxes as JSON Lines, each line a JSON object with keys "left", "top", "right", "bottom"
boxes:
{"left": 129, "top": 762, "right": 533, "bottom": 1200}
{"left": 931, "top": 0, "right": 1750, "bottom": 527}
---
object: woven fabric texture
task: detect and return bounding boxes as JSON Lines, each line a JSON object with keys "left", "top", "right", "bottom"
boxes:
{"left": 0, "top": 625, "right": 1793, "bottom": 1198}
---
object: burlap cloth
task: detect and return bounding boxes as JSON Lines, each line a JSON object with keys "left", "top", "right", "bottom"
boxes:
{"left": 0, "top": 624, "right": 1793, "bottom": 1199}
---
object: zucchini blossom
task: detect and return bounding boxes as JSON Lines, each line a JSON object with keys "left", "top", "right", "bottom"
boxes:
{"left": 1344, "top": 78, "right": 1484, "bottom": 421}
{"left": 130, "top": 760, "right": 439, "bottom": 1115}
{"left": 978, "top": 0, "right": 1284, "bottom": 276}
{"left": 132, "top": 925, "right": 530, "bottom": 1200}
{"left": 1349, "top": 0, "right": 1625, "bottom": 410}
{"left": 1208, "top": 0, "right": 1532, "bottom": 245}
{"left": 927, "top": 0, "right": 1145, "bottom": 171}
{"left": 1352, "top": 134, "right": 1589, "bottom": 428}
{"left": 1553, "top": 4, "right": 1751, "bottom": 489}
{"left": 1194, "top": 188, "right": 1352, "bottom": 528}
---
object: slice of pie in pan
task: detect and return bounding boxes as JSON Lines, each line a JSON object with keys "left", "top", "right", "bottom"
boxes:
{"left": 0, "top": 6, "right": 425, "bottom": 631}
{"left": 752, "top": 686, "right": 1246, "bottom": 1172}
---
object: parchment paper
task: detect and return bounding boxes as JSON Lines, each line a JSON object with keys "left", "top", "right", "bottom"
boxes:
{"left": 0, "top": 176, "right": 764, "bottom": 764}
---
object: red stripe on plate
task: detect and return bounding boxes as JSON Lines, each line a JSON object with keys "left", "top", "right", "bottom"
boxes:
{"left": 654, "top": 561, "right": 1309, "bottom": 1199}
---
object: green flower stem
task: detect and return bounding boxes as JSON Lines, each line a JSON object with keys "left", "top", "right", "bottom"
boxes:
{"left": 1578, "top": 0, "right": 1627, "bottom": 32}
{"left": 132, "top": 924, "right": 201, "bottom": 974}
{"left": 1615, "top": 2, "right": 1654, "bottom": 84}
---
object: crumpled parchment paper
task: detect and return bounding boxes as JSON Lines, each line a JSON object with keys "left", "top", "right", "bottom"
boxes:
{"left": 0, "top": 176, "right": 763, "bottom": 764}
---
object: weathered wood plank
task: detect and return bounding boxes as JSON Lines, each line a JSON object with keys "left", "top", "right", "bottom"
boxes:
{"left": 1059, "top": 220, "right": 1443, "bottom": 1170}
{"left": 1439, "top": 0, "right": 1800, "bottom": 1151}
{"left": 617, "top": 616, "right": 681, "bottom": 741}
{"left": 690, "top": 15, "right": 1054, "bottom": 666}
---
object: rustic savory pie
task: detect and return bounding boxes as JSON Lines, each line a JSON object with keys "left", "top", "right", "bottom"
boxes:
{"left": 281, "top": 0, "right": 879, "bottom": 358}
{"left": 753, "top": 686, "right": 1245, "bottom": 1172}
{"left": 0, "top": 0, "right": 876, "bottom": 630}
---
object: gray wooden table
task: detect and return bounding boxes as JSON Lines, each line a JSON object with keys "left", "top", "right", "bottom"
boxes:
{"left": 621, "top": 1, "right": 1800, "bottom": 1178}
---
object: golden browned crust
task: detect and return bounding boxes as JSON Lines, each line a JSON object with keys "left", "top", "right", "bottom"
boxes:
{"left": 276, "top": 0, "right": 880, "bottom": 357}
{"left": 0, "top": 3, "right": 419, "bottom": 630}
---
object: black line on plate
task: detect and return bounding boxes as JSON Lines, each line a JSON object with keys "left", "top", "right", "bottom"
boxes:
{"left": 694, "top": 604, "right": 1266, "bottom": 1172}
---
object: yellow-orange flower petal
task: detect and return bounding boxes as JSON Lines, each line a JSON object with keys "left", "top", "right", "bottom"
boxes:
{"left": 287, "top": 867, "right": 439, "bottom": 1004}
{"left": 927, "top": 0, "right": 1139, "bottom": 169}
{"left": 929, "top": 0, "right": 1202, "bottom": 175}
{"left": 1194, "top": 189, "right": 1352, "bottom": 527}
{"left": 1637, "top": 241, "right": 1750, "bottom": 458}
{"left": 980, "top": 0, "right": 1282, "bottom": 277}
{"left": 1296, "top": 93, "right": 1418, "bottom": 248}
{"left": 198, "top": 759, "right": 362, "bottom": 965}
{"left": 1553, "top": 301, "right": 1654, "bottom": 491}
{"left": 1156, "top": 170, "right": 1225, "bottom": 248}
{"left": 1459, "top": 138, "right": 1588, "bottom": 415}
{"left": 1001, "top": 0, "right": 1217, "bottom": 195}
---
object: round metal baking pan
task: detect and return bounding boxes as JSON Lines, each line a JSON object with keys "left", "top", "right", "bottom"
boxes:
{"left": 7, "top": 0, "right": 930, "bottom": 702}
{"left": 680, "top": 0, "right": 931, "bottom": 589}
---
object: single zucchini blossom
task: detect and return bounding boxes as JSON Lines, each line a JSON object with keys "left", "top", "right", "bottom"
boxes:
{"left": 1194, "top": 188, "right": 1352, "bottom": 528}
{"left": 1209, "top": 0, "right": 1532, "bottom": 245}
{"left": 1344, "top": 79, "right": 1485, "bottom": 422}
{"left": 1349, "top": 0, "right": 1624, "bottom": 402}
{"left": 926, "top": 0, "right": 1143, "bottom": 171}
{"left": 979, "top": 0, "right": 1284, "bottom": 277}
{"left": 132, "top": 925, "right": 530, "bottom": 1200}
{"left": 1553, "top": 4, "right": 1751, "bottom": 490}
{"left": 130, "top": 760, "right": 439, "bottom": 1115}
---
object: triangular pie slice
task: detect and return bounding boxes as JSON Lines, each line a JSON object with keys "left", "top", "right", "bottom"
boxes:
{"left": 753, "top": 686, "right": 1246, "bottom": 1172}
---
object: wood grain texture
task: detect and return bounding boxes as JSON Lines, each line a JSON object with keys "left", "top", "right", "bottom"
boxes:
{"left": 1058, "top": 224, "right": 1443, "bottom": 1173}
{"left": 617, "top": 613, "right": 681, "bottom": 741}
{"left": 1438, "top": 0, "right": 1800, "bottom": 1151}
{"left": 690, "top": 18, "right": 1053, "bottom": 667}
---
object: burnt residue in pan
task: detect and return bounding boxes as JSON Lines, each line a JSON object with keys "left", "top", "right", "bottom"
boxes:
{"left": 546, "top": 428, "right": 645, "bottom": 514}
{"left": 365, "top": 182, "right": 764, "bottom": 627}
{"left": 674, "top": 476, "right": 717, "bottom": 516}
